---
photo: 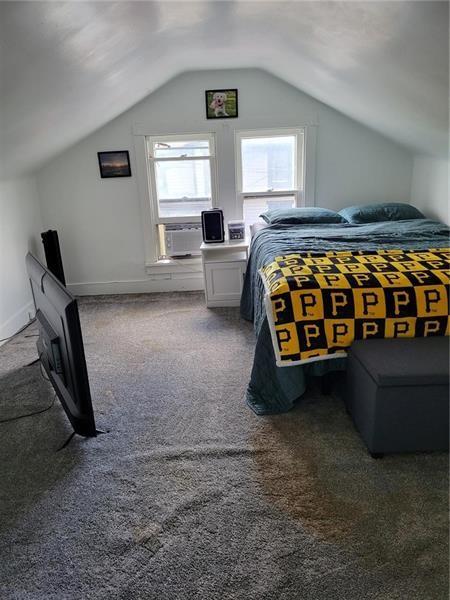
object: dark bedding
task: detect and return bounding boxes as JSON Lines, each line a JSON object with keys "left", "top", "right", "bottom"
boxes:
{"left": 241, "top": 218, "right": 450, "bottom": 414}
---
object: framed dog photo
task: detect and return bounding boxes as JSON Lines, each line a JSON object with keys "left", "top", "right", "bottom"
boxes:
{"left": 205, "top": 89, "right": 238, "bottom": 119}
{"left": 97, "top": 151, "right": 132, "bottom": 178}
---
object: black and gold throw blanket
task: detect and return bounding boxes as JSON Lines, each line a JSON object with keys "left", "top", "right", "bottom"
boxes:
{"left": 260, "top": 248, "right": 450, "bottom": 366}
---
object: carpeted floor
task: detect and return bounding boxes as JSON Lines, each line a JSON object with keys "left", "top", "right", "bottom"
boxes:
{"left": 0, "top": 292, "right": 448, "bottom": 600}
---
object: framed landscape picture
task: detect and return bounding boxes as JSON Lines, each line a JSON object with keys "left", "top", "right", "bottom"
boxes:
{"left": 205, "top": 89, "right": 238, "bottom": 119}
{"left": 97, "top": 151, "right": 132, "bottom": 178}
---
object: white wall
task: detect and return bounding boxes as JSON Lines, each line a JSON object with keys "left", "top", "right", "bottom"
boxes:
{"left": 37, "top": 69, "right": 414, "bottom": 295}
{"left": 410, "top": 156, "right": 449, "bottom": 225}
{"left": 0, "top": 176, "right": 43, "bottom": 342}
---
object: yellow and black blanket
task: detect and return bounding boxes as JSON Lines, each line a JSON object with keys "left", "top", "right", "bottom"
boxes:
{"left": 260, "top": 248, "right": 450, "bottom": 366}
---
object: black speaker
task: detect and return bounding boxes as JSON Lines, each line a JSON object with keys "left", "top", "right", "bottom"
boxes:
{"left": 201, "top": 209, "right": 224, "bottom": 243}
{"left": 41, "top": 230, "right": 66, "bottom": 285}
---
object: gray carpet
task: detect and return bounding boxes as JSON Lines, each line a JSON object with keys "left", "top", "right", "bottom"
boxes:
{"left": 0, "top": 292, "right": 447, "bottom": 600}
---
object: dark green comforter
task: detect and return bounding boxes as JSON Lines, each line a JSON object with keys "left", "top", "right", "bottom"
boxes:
{"left": 240, "top": 219, "right": 450, "bottom": 414}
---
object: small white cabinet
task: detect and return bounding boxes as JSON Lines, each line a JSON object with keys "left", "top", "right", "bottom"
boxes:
{"left": 200, "top": 240, "right": 249, "bottom": 307}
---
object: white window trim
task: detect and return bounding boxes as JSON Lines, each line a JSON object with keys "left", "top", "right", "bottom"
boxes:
{"left": 133, "top": 132, "right": 218, "bottom": 266}
{"left": 303, "top": 125, "right": 317, "bottom": 208}
{"left": 147, "top": 132, "right": 218, "bottom": 225}
{"left": 234, "top": 126, "right": 317, "bottom": 212}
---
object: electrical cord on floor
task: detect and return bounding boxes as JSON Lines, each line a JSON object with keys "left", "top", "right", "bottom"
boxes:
{"left": 0, "top": 392, "right": 56, "bottom": 424}
{"left": 56, "top": 431, "right": 76, "bottom": 452}
{"left": 0, "top": 352, "right": 54, "bottom": 424}
{"left": 0, "top": 318, "right": 36, "bottom": 343}
{"left": 1, "top": 342, "right": 106, "bottom": 449}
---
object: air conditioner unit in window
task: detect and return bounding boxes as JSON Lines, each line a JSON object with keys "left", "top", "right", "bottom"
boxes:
{"left": 164, "top": 223, "right": 203, "bottom": 257}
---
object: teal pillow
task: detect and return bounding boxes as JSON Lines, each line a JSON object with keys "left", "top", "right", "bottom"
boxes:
{"left": 260, "top": 207, "right": 347, "bottom": 225}
{"left": 339, "top": 203, "right": 424, "bottom": 224}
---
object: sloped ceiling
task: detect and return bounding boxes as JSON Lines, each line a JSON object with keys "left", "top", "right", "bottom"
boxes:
{"left": 0, "top": 1, "right": 448, "bottom": 178}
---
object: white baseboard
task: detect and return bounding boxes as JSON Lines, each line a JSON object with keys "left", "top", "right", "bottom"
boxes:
{"left": 67, "top": 275, "right": 204, "bottom": 296}
{"left": 0, "top": 300, "right": 35, "bottom": 346}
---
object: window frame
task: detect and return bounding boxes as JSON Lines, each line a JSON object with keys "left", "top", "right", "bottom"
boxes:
{"left": 133, "top": 124, "right": 316, "bottom": 268}
{"left": 235, "top": 128, "right": 306, "bottom": 212}
{"left": 146, "top": 132, "right": 218, "bottom": 225}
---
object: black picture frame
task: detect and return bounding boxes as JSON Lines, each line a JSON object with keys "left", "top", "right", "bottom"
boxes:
{"left": 97, "top": 151, "right": 132, "bottom": 178}
{"left": 205, "top": 89, "right": 238, "bottom": 119}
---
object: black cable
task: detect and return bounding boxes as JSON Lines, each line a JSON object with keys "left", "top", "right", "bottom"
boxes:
{"left": 0, "top": 393, "right": 56, "bottom": 424}
{"left": 0, "top": 318, "right": 36, "bottom": 343}
{"left": 0, "top": 353, "right": 53, "bottom": 424}
{"left": 56, "top": 431, "right": 76, "bottom": 452}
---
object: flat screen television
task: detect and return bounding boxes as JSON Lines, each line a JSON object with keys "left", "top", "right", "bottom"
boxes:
{"left": 26, "top": 252, "right": 96, "bottom": 437}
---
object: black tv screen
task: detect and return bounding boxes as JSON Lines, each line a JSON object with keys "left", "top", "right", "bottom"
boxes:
{"left": 26, "top": 253, "right": 96, "bottom": 437}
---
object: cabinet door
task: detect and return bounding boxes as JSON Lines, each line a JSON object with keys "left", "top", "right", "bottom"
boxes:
{"left": 204, "top": 260, "right": 246, "bottom": 307}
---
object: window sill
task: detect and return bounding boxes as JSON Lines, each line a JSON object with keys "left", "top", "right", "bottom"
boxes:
{"left": 145, "top": 257, "right": 202, "bottom": 276}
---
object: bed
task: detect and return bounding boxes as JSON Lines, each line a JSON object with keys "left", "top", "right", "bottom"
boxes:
{"left": 240, "top": 218, "right": 450, "bottom": 414}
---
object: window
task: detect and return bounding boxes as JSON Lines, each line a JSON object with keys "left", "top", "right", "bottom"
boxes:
{"left": 147, "top": 134, "right": 216, "bottom": 220}
{"left": 235, "top": 129, "right": 304, "bottom": 230}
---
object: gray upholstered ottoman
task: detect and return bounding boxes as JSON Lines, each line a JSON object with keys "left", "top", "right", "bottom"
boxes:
{"left": 346, "top": 337, "right": 449, "bottom": 457}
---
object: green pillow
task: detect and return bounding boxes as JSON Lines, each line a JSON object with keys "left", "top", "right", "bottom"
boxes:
{"left": 339, "top": 203, "right": 424, "bottom": 224}
{"left": 260, "top": 207, "right": 347, "bottom": 225}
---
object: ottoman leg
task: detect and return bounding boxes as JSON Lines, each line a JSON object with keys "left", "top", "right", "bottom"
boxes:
{"left": 321, "top": 373, "right": 334, "bottom": 395}
{"left": 370, "top": 452, "right": 384, "bottom": 459}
